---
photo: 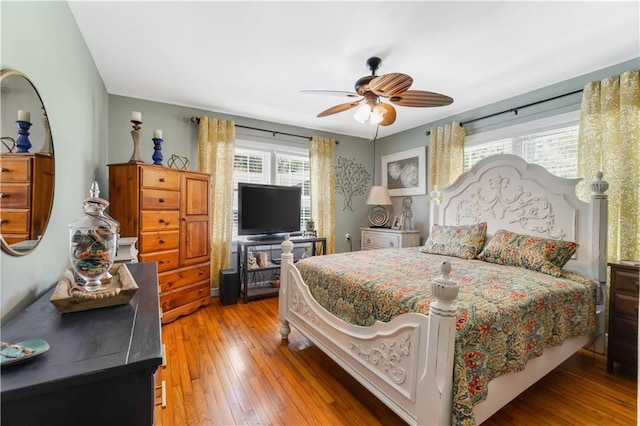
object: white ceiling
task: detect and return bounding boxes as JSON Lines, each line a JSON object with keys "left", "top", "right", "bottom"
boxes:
{"left": 68, "top": 1, "right": 639, "bottom": 140}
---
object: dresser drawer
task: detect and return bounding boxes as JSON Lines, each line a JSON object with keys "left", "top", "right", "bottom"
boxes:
{"left": 140, "top": 189, "right": 179, "bottom": 210}
{"left": 612, "top": 268, "right": 640, "bottom": 295}
{"left": 159, "top": 263, "right": 210, "bottom": 293}
{"left": 611, "top": 316, "right": 639, "bottom": 344}
{"left": 362, "top": 232, "right": 400, "bottom": 249}
{"left": 140, "top": 211, "right": 180, "bottom": 231}
{"left": 139, "top": 249, "right": 179, "bottom": 273}
{"left": 141, "top": 167, "right": 180, "bottom": 191}
{"left": 608, "top": 339, "right": 638, "bottom": 370}
{"left": 139, "top": 230, "right": 180, "bottom": 253}
{"left": 0, "top": 183, "right": 30, "bottom": 208}
{"left": 613, "top": 293, "right": 639, "bottom": 320}
{"left": 160, "top": 281, "right": 210, "bottom": 312}
{"left": 0, "top": 158, "right": 30, "bottom": 182}
{"left": 0, "top": 210, "right": 29, "bottom": 233}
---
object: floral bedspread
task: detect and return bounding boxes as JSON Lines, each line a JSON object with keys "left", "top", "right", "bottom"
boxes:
{"left": 296, "top": 247, "right": 597, "bottom": 425}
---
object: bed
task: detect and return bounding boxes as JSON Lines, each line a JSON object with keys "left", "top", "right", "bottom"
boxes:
{"left": 278, "top": 154, "right": 609, "bottom": 425}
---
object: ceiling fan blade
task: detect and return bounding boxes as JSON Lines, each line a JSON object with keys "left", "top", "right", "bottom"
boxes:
{"left": 389, "top": 90, "right": 454, "bottom": 107}
{"left": 369, "top": 73, "right": 413, "bottom": 97}
{"left": 317, "top": 100, "right": 363, "bottom": 117}
{"left": 302, "top": 90, "right": 359, "bottom": 98}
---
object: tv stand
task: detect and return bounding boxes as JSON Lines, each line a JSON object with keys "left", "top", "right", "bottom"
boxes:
{"left": 237, "top": 236, "right": 326, "bottom": 303}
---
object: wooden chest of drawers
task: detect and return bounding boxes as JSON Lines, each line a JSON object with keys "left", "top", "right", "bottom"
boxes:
{"left": 109, "top": 163, "right": 211, "bottom": 324}
{"left": 607, "top": 262, "right": 639, "bottom": 374}
{"left": 361, "top": 227, "right": 420, "bottom": 250}
{"left": 0, "top": 153, "right": 54, "bottom": 245}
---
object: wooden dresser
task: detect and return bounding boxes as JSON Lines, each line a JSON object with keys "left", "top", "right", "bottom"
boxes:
{"left": 109, "top": 163, "right": 211, "bottom": 324}
{"left": 607, "top": 262, "right": 639, "bottom": 374}
{"left": 0, "top": 153, "right": 54, "bottom": 244}
{"left": 361, "top": 227, "right": 420, "bottom": 250}
{"left": 1, "top": 263, "right": 162, "bottom": 426}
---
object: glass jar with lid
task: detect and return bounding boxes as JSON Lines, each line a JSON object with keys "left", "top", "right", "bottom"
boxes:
{"left": 69, "top": 182, "right": 119, "bottom": 291}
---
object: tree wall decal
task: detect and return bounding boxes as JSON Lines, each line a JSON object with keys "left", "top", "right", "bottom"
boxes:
{"left": 336, "top": 156, "right": 371, "bottom": 212}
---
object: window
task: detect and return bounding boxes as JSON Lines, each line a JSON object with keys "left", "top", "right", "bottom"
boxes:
{"left": 232, "top": 141, "right": 310, "bottom": 240}
{"left": 463, "top": 111, "right": 580, "bottom": 178}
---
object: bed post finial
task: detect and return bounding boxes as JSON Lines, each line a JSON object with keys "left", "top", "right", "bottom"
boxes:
{"left": 430, "top": 261, "right": 458, "bottom": 317}
{"left": 590, "top": 171, "right": 609, "bottom": 199}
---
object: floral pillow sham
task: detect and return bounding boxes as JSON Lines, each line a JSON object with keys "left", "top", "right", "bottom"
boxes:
{"left": 421, "top": 222, "right": 487, "bottom": 259}
{"left": 477, "top": 229, "right": 578, "bottom": 276}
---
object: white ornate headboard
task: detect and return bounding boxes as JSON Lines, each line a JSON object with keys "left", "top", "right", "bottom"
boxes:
{"left": 431, "top": 154, "right": 608, "bottom": 283}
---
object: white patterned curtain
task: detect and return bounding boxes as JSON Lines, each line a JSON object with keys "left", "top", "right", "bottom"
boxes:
{"left": 198, "top": 117, "right": 236, "bottom": 288}
{"left": 309, "top": 136, "right": 336, "bottom": 254}
{"left": 429, "top": 122, "right": 465, "bottom": 191}
{"left": 577, "top": 69, "right": 640, "bottom": 262}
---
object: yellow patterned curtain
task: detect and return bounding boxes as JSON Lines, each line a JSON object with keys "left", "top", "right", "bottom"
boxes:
{"left": 429, "top": 121, "right": 465, "bottom": 189}
{"left": 577, "top": 69, "right": 640, "bottom": 262}
{"left": 309, "top": 136, "right": 336, "bottom": 254}
{"left": 198, "top": 117, "right": 236, "bottom": 288}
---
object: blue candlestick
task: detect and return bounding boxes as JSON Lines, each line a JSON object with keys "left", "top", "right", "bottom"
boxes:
{"left": 15, "top": 120, "right": 32, "bottom": 153}
{"left": 152, "top": 137, "right": 163, "bottom": 165}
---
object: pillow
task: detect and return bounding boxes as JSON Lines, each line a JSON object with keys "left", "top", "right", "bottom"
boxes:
{"left": 477, "top": 229, "right": 578, "bottom": 277}
{"left": 422, "top": 222, "right": 487, "bottom": 259}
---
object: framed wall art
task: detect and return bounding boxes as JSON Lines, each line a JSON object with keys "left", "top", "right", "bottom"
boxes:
{"left": 381, "top": 147, "right": 426, "bottom": 196}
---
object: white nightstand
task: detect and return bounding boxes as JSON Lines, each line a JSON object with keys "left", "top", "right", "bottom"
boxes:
{"left": 361, "top": 228, "right": 420, "bottom": 250}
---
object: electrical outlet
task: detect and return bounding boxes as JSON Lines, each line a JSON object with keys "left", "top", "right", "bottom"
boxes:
{"left": 345, "top": 233, "right": 351, "bottom": 241}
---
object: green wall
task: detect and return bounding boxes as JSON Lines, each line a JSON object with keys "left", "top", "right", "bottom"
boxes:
{"left": 1, "top": 1, "right": 109, "bottom": 322}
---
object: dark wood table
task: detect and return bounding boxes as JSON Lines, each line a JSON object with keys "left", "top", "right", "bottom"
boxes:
{"left": 1, "top": 262, "right": 162, "bottom": 426}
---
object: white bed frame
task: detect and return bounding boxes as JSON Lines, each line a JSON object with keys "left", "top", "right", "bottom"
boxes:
{"left": 278, "top": 154, "right": 608, "bottom": 425}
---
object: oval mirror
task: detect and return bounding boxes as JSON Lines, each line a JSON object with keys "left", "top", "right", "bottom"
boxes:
{"left": 0, "top": 69, "right": 55, "bottom": 256}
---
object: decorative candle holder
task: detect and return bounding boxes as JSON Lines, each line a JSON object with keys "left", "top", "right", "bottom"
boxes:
{"left": 152, "top": 137, "right": 163, "bottom": 165}
{"left": 129, "top": 120, "right": 143, "bottom": 163}
{"left": 15, "top": 120, "right": 32, "bottom": 153}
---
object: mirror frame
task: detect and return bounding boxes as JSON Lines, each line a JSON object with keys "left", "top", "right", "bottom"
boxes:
{"left": 1, "top": 69, "right": 55, "bottom": 256}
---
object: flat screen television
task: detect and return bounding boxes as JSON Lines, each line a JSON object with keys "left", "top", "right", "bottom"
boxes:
{"left": 238, "top": 183, "right": 302, "bottom": 239}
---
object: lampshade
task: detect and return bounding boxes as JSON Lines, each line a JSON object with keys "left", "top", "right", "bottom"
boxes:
{"left": 366, "top": 185, "right": 392, "bottom": 206}
{"left": 354, "top": 104, "right": 371, "bottom": 124}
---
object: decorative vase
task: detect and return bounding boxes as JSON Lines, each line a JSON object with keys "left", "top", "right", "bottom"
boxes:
{"left": 69, "top": 182, "right": 119, "bottom": 291}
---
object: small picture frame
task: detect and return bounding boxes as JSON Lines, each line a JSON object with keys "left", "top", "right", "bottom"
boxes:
{"left": 391, "top": 216, "right": 402, "bottom": 230}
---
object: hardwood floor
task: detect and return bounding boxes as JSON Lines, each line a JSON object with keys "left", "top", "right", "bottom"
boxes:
{"left": 155, "top": 297, "right": 637, "bottom": 425}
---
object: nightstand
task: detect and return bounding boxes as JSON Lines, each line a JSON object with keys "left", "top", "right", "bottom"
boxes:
{"left": 361, "top": 227, "right": 420, "bottom": 250}
{"left": 607, "top": 262, "right": 639, "bottom": 374}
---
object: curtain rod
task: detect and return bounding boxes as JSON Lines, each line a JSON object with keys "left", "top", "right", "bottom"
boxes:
{"left": 425, "top": 89, "right": 583, "bottom": 136}
{"left": 190, "top": 116, "right": 340, "bottom": 144}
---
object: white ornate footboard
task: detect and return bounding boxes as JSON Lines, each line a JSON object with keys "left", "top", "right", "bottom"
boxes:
{"left": 279, "top": 238, "right": 459, "bottom": 426}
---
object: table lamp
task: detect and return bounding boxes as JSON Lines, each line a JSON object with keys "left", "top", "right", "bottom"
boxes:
{"left": 366, "top": 185, "right": 392, "bottom": 227}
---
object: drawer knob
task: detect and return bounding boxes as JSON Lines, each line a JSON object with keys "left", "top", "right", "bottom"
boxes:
{"left": 0, "top": 218, "right": 7, "bottom": 224}
{"left": 0, "top": 192, "right": 5, "bottom": 198}
{"left": 159, "top": 259, "right": 166, "bottom": 264}
{"left": 389, "top": 242, "right": 395, "bottom": 247}
{"left": 199, "top": 270, "right": 204, "bottom": 275}
{"left": 367, "top": 238, "right": 371, "bottom": 244}
{"left": 159, "top": 177, "right": 166, "bottom": 183}
{"left": 0, "top": 167, "right": 8, "bottom": 173}
{"left": 159, "top": 218, "right": 170, "bottom": 225}
{"left": 159, "top": 239, "right": 165, "bottom": 244}
{"left": 159, "top": 198, "right": 166, "bottom": 203}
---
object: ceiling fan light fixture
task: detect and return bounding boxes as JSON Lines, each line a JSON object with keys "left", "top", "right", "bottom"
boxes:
{"left": 354, "top": 104, "right": 371, "bottom": 123}
{"left": 370, "top": 105, "right": 386, "bottom": 125}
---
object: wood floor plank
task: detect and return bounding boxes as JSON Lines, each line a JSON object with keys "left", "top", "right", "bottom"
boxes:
{"left": 156, "top": 297, "right": 637, "bottom": 425}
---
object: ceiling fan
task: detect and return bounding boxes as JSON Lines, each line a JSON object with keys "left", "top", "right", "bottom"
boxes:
{"left": 303, "top": 57, "right": 453, "bottom": 126}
